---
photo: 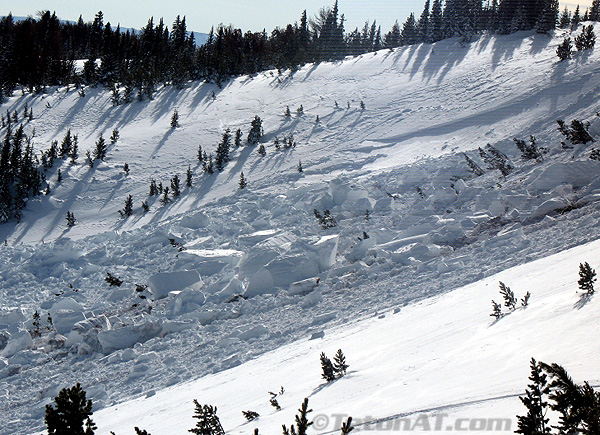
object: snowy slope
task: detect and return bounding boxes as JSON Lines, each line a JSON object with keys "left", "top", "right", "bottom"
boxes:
{"left": 94, "top": 239, "right": 600, "bottom": 435}
{"left": 0, "top": 24, "right": 599, "bottom": 435}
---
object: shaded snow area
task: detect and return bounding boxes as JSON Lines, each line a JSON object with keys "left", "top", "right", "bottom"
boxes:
{"left": 0, "top": 26, "right": 599, "bottom": 435}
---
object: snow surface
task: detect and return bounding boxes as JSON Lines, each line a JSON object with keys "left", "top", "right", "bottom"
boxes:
{"left": 0, "top": 25, "right": 599, "bottom": 435}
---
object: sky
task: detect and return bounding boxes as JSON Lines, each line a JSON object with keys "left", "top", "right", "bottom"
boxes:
{"left": 0, "top": 0, "right": 592, "bottom": 35}
{"left": 0, "top": 0, "right": 430, "bottom": 35}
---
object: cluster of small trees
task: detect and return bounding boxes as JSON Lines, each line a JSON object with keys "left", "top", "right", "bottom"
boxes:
{"left": 557, "top": 24, "right": 596, "bottom": 61}
{"left": 314, "top": 209, "right": 338, "bottom": 229}
{"left": 320, "top": 349, "right": 349, "bottom": 381}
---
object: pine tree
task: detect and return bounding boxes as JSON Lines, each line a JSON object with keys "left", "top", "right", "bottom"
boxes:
{"left": 333, "top": 349, "right": 348, "bottom": 377}
{"left": 120, "top": 194, "right": 133, "bottom": 217}
{"left": 141, "top": 201, "right": 149, "bottom": 213}
{"left": 57, "top": 169, "right": 62, "bottom": 183}
{"left": 234, "top": 129, "right": 242, "bottom": 147}
{"left": 578, "top": 262, "right": 596, "bottom": 295}
{"left": 123, "top": 163, "right": 130, "bottom": 175}
{"left": 93, "top": 134, "right": 107, "bottom": 161}
{"left": 186, "top": 166, "right": 193, "bottom": 187}
{"left": 297, "top": 160, "right": 303, "bottom": 173}
{"left": 105, "top": 272, "right": 123, "bottom": 287}
{"left": 499, "top": 281, "right": 517, "bottom": 311}
{"left": 320, "top": 352, "right": 336, "bottom": 382}
{"left": 591, "top": 0, "right": 600, "bottom": 21}
{"left": 171, "top": 109, "right": 180, "bottom": 128}
{"left": 215, "top": 129, "right": 231, "bottom": 171}
{"left": 417, "top": 0, "right": 431, "bottom": 42}
{"left": 66, "top": 211, "right": 76, "bottom": 227}
{"left": 463, "top": 153, "right": 484, "bottom": 176}
{"left": 45, "top": 383, "right": 96, "bottom": 435}
{"left": 149, "top": 179, "right": 158, "bottom": 196}
{"left": 59, "top": 129, "right": 73, "bottom": 157}
{"left": 161, "top": 186, "right": 171, "bottom": 204}
{"left": 110, "top": 129, "right": 119, "bottom": 144}
{"left": 521, "top": 291, "right": 531, "bottom": 307}
{"left": 134, "top": 428, "right": 151, "bottom": 435}
{"left": 515, "top": 358, "right": 551, "bottom": 435}
{"left": 282, "top": 398, "right": 313, "bottom": 435}
{"left": 478, "top": 144, "right": 513, "bottom": 176}
{"left": 557, "top": 119, "right": 594, "bottom": 143}
{"left": 238, "top": 172, "right": 248, "bottom": 189}
{"left": 514, "top": 136, "right": 542, "bottom": 161}
{"left": 247, "top": 116, "right": 263, "bottom": 145}
{"left": 571, "top": 5, "right": 581, "bottom": 31}
{"left": 171, "top": 175, "right": 181, "bottom": 197}
{"left": 340, "top": 417, "right": 354, "bottom": 435}
{"left": 69, "top": 136, "right": 79, "bottom": 165}
{"left": 575, "top": 25, "right": 596, "bottom": 50}
{"left": 490, "top": 300, "right": 502, "bottom": 319}
{"left": 189, "top": 401, "right": 225, "bottom": 435}
{"left": 257, "top": 144, "right": 266, "bottom": 157}
{"left": 285, "top": 106, "right": 291, "bottom": 117}
{"left": 242, "top": 410, "right": 259, "bottom": 421}
{"left": 32, "top": 310, "right": 41, "bottom": 337}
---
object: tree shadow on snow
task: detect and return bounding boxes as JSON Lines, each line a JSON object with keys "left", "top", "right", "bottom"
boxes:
{"left": 573, "top": 293, "right": 593, "bottom": 310}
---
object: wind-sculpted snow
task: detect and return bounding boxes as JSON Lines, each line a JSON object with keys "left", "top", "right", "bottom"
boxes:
{"left": 0, "top": 26, "right": 599, "bottom": 434}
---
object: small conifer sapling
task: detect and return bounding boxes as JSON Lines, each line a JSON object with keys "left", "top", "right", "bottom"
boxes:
{"left": 578, "top": 262, "right": 596, "bottom": 295}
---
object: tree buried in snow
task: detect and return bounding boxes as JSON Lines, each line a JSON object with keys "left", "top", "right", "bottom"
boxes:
{"left": 189, "top": 401, "right": 224, "bottom": 435}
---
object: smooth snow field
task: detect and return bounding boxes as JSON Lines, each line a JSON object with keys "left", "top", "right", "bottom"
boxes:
{"left": 0, "top": 25, "right": 599, "bottom": 435}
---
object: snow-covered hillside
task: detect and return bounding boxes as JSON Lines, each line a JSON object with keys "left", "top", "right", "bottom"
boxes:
{"left": 0, "top": 24, "right": 599, "bottom": 435}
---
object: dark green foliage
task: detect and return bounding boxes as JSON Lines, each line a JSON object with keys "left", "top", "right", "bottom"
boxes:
{"left": 105, "top": 272, "right": 123, "bottom": 287}
{"left": 296, "top": 105, "right": 304, "bottom": 115}
{"left": 149, "top": 179, "right": 158, "bottom": 196}
{"left": 93, "top": 135, "right": 107, "bottom": 161}
{"left": 234, "top": 129, "right": 243, "bottom": 147}
{"left": 514, "top": 136, "right": 543, "bottom": 161}
{"left": 215, "top": 129, "right": 231, "bottom": 171}
{"left": 499, "top": 281, "right": 517, "bottom": 311}
{"left": 171, "top": 175, "right": 181, "bottom": 197}
{"left": 521, "top": 291, "right": 531, "bottom": 307}
{"left": 490, "top": 300, "right": 502, "bottom": 319}
{"left": 186, "top": 166, "right": 193, "bottom": 187}
{"left": 282, "top": 398, "right": 313, "bottom": 435}
{"left": 242, "top": 410, "right": 259, "bottom": 421}
{"left": 463, "top": 153, "right": 484, "bottom": 176}
{"left": 239, "top": 172, "right": 248, "bottom": 189}
{"left": 247, "top": 116, "right": 263, "bottom": 145}
{"left": 538, "top": 362, "right": 600, "bottom": 435}
{"left": 340, "top": 417, "right": 354, "bottom": 435}
{"left": 45, "top": 383, "right": 96, "bottom": 435}
{"left": 297, "top": 160, "right": 303, "bottom": 173}
{"left": 171, "top": 109, "right": 179, "bottom": 128}
{"left": 197, "top": 145, "right": 204, "bottom": 162}
{"left": 313, "top": 209, "right": 337, "bottom": 229}
{"left": 557, "top": 119, "right": 595, "bottom": 144}
{"left": 134, "top": 428, "right": 151, "bottom": 435}
{"left": 161, "top": 187, "right": 171, "bottom": 204}
{"left": 60, "top": 129, "right": 73, "bottom": 157}
{"left": 590, "top": 148, "right": 600, "bottom": 161}
{"left": 66, "top": 211, "right": 76, "bottom": 227}
{"left": 110, "top": 129, "right": 120, "bottom": 144}
{"left": 578, "top": 262, "right": 596, "bottom": 295}
{"left": 574, "top": 25, "right": 596, "bottom": 51}
{"left": 141, "top": 201, "right": 149, "bottom": 213}
{"left": 32, "top": 310, "right": 41, "bottom": 337}
{"left": 333, "top": 349, "right": 349, "bottom": 377}
{"left": 285, "top": 106, "right": 291, "bottom": 117}
{"left": 257, "top": 144, "right": 266, "bottom": 157}
{"left": 119, "top": 194, "right": 133, "bottom": 217}
{"left": 516, "top": 358, "right": 551, "bottom": 435}
{"left": 57, "top": 169, "right": 62, "bottom": 183}
{"left": 556, "top": 37, "right": 573, "bottom": 60}
{"left": 320, "top": 352, "right": 336, "bottom": 382}
{"left": 189, "top": 401, "right": 225, "bottom": 435}
{"left": 270, "top": 394, "right": 281, "bottom": 411}
{"left": 478, "top": 144, "right": 513, "bottom": 176}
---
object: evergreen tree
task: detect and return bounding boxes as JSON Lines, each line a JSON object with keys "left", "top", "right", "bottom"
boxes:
{"left": 59, "top": 129, "right": 73, "bottom": 158}
{"left": 234, "top": 129, "right": 242, "bottom": 147}
{"left": 333, "top": 349, "right": 349, "bottom": 377}
{"left": 247, "top": 116, "right": 263, "bottom": 145}
{"left": 401, "top": 13, "right": 418, "bottom": 45}
{"left": 499, "top": 281, "right": 517, "bottom": 311}
{"left": 559, "top": 7, "right": 571, "bottom": 28}
{"left": 69, "top": 137, "right": 79, "bottom": 165}
{"left": 66, "top": 211, "right": 76, "bottom": 227}
{"left": 197, "top": 145, "right": 204, "bottom": 162}
{"left": 340, "top": 417, "right": 354, "bottom": 435}
{"left": 123, "top": 163, "right": 129, "bottom": 175}
{"left": 285, "top": 106, "right": 291, "bottom": 117}
{"left": 149, "top": 179, "right": 158, "bottom": 196}
{"left": 297, "top": 160, "right": 303, "bottom": 173}
{"left": 171, "top": 175, "right": 181, "bottom": 197}
{"left": 257, "top": 144, "right": 266, "bottom": 157}
{"left": 242, "top": 411, "right": 259, "bottom": 421}
{"left": 171, "top": 109, "right": 180, "bottom": 128}
{"left": 282, "top": 398, "right": 313, "bottom": 435}
{"left": 536, "top": 0, "right": 559, "bottom": 33}
{"left": 591, "top": 0, "right": 600, "bottom": 21}
{"left": 574, "top": 25, "right": 596, "bottom": 50}
{"left": 45, "top": 383, "right": 96, "bottom": 435}
{"left": 571, "top": 5, "right": 581, "bottom": 30}
{"left": 189, "top": 401, "right": 225, "bottom": 435}
{"left": 417, "top": 0, "right": 431, "bottom": 43}
{"left": 556, "top": 119, "right": 594, "bottom": 143}
{"left": 186, "top": 166, "right": 193, "bottom": 187}
{"left": 556, "top": 37, "right": 573, "bottom": 60}
{"left": 110, "top": 129, "right": 119, "bottom": 144}
{"left": 105, "top": 272, "right": 123, "bottom": 287}
{"left": 120, "top": 194, "right": 133, "bottom": 217}
{"left": 490, "top": 300, "right": 502, "bottom": 319}
{"left": 32, "top": 310, "right": 41, "bottom": 337}
{"left": 430, "top": 0, "right": 444, "bottom": 41}
{"left": 320, "top": 352, "right": 336, "bottom": 382}
{"left": 463, "top": 153, "right": 484, "bottom": 176}
{"left": 514, "top": 136, "right": 543, "bottom": 161}
{"left": 215, "top": 129, "right": 231, "bottom": 171}
{"left": 238, "top": 171, "right": 248, "bottom": 189}
{"left": 515, "top": 358, "right": 551, "bottom": 435}
{"left": 93, "top": 134, "right": 107, "bottom": 161}
{"left": 478, "top": 144, "right": 513, "bottom": 176}
{"left": 578, "top": 262, "right": 596, "bottom": 295}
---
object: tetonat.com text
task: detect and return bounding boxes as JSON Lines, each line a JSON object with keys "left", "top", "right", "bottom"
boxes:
{"left": 311, "top": 413, "right": 512, "bottom": 432}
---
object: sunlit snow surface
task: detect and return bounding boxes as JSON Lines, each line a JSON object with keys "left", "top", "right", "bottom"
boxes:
{"left": 0, "top": 26, "right": 599, "bottom": 435}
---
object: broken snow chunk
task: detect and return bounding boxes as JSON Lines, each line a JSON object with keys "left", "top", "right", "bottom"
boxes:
{"left": 288, "top": 278, "right": 320, "bottom": 296}
{"left": 97, "top": 319, "right": 163, "bottom": 354}
{"left": 147, "top": 270, "right": 203, "bottom": 300}
{"left": 238, "top": 325, "right": 269, "bottom": 341}
{"left": 0, "top": 329, "right": 33, "bottom": 358}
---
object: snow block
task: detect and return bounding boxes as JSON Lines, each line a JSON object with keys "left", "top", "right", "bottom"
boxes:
{"left": 0, "top": 308, "right": 26, "bottom": 331}
{"left": 346, "top": 236, "right": 377, "bottom": 262}
{"left": 97, "top": 319, "right": 162, "bottom": 354}
{"left": 266, "top": 255, "right": 320, "bottom": 288}
{"left": 0, "top": 329, "right": 33, "bottom": 358}
{"left": 238, "top": 325, "right": 269, "bottom": 341}
{"left": 147, "top": 270, "right": 203, "bottom": 300}
{"left": 243, "top": 268, "right": 275, "bottom": 298}
{"left": 175, "top": 249, "right": 243, "bottom": 276}
{"left": 167, "top": 288, "right": 206, "bottom": 316}
{"left": 288, "top": 278, "right": 320, "bottom": 296}
{"left": 530, "top": 198, "right": 568, "bottom": 219}
{"left": 527, "top": 161, "right": 600, "bottom": 191}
